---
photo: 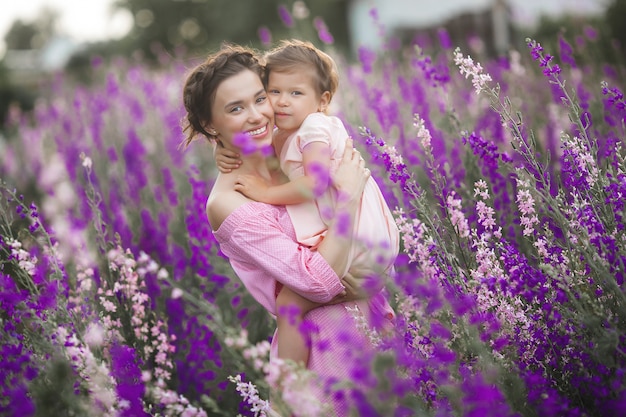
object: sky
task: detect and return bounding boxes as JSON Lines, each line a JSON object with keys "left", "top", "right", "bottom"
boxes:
{"left": 0, "top": 0, "right": 133, "bottom": 56}
{"left": 0, "top": 0, "right": 607, "bottom": 56}
{"left": 374, "top": 0, "right": 606, "bottom": 27}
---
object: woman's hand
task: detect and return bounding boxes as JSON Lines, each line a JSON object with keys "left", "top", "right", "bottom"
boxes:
{"left": 332, "top": 137, "right": 370, "bottom": 204}
{"left": 316, "top": 137, "right": 370, "bottom": 277}
{"left": 326, "top": 269, "right": 387, "bottom": 305}
{"left": 214, "top": 142, "right": 241, "bottom": 173}
{"left": 341, "top": 270, "right": 386, "bottom": 301}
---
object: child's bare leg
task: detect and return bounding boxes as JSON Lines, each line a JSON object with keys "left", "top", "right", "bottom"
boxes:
{"left": 275, "top": 286, "right": 318, "bottom": 366}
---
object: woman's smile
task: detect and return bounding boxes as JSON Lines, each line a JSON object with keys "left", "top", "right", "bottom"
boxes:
{"left": 247, "top": 124, "right": 269, "bottom": 138}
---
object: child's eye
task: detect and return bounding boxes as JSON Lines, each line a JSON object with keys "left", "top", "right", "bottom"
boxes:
{"left": 291, "top": 91, "right": 302, "bottom": 96}
{"left": 268, "top": 89, "right": 280, "bottom": 94}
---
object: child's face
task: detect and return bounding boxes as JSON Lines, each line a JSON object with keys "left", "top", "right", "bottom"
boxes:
{"left": 267, "top": 69, "right": 329, "bottom": 132}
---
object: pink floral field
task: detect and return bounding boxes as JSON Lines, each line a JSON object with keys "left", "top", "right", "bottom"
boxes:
{"left": 1, "top": 8, "right": 625, "bottom": 417}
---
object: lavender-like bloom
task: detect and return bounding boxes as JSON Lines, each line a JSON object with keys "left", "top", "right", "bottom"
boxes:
{"left": 453, "top": 47, "right": 493, "bottom": 94}
{"left": 437, "top": 28, "right": 452, "bottom": 50}
{"left": 257, "top": 26, "right": 272, "bottom": 47}
{"left": 314, "top": 17, "right": 334, "bottom": 45}
{"left": 228, "top": 374, "right": 271, "bottom": 417}
{"left": 527, "top": 39, "right": 562, "bottom": 78}
{"left": 359, "top": 126, "right": 413, "bottom": 193}
{"left": 558, "top": 34, "right": 577, "bottom": 68}
{"left": 233, "top": 132, "right": 273, "bottom": 156}
{"left": 358, "top": 46, "right": 377, "bottom": 74}
{"left": 277, "top": 5, "right": 294, "bottom": 28}
{"left": 515, "top": 177, "right": 540, "bottom": 236}
{"left": 110, "top": 344, "right": 148, "bottom": 417}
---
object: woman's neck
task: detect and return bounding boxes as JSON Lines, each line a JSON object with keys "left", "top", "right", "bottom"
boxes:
{"left": 237, "top": 153, "right": 276, "bottom": 181}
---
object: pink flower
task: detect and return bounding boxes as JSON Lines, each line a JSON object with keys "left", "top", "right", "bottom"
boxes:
{"left": 516, "top": 178, "right": 539, "bottom": 236}
{"left": 446, "top": 192, "right": 470, "bottom": 238}
{"left": 453, "top": 47, "right": 493, "bottom": 94}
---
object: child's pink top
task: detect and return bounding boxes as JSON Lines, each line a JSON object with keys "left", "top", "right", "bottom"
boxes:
{"left": 213, "top": 202, "right": 392, "bottom": 416}
{"left": 279, "top": 112, "right": 400, "bottom": 277}
{"left": 279, "top": 112, "right": 400, "bottom": 322}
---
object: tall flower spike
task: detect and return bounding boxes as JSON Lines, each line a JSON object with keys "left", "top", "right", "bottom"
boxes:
{"left": 453, "top": 47, "right": 493, "bottom": 94}
{"left": 515, "top": 177, "right": 539, "bottom": 237}
{"left": 414, "top": 114, "right": 432, "bottom": 153}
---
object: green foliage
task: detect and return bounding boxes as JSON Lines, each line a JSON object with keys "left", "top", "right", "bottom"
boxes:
{"left": 110, "top": 0, "right": 350, "bottom": 61}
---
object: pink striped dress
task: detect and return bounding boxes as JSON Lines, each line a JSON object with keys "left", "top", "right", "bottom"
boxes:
{"left": 213, "top": 201, "right": 392, "bottom": 416}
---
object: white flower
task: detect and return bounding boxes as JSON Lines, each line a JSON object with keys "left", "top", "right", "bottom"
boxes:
{"left": 454, "top": 47, "right": 493, "bottom": 94}
{"left": 80, "top": 152, "right": 92, "bottom": 169}
{"left": 84, "top": 322, "right": 105, "bottom": 347}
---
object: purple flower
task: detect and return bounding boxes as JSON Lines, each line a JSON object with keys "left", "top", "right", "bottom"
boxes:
{"left": 437, "top": 28, "right": 452, "bottom": 50}
{"left": 277, "top": 5, "right": 294, "bottom": 28}
{"left": 257, "top": 26, "right": 271, "bottom": 46}
{"left": 584, "top": 25, "right": 598, "bottom": 40}
{"left": 232, "top": 132, "right": 272, "bottom": 156}
{"left": 314, "top": 17, "right": 334, "bottom": 45}
{"left": 3, "top": 384, "right": 35, "bottom": 416}
{"left": 110, "top": 344, "right": 149, "bottom": 417}
{"left": 558, "top": 34, "right": 576, "bottom": 68}
{"left": 528, "top": 39, "right": 562, "bottom": 78}
{"left": 358, "top": 46, "right": 377, "bottom": 74}
{"left": 528, "top": 40, "right": 544, "bottom": 61}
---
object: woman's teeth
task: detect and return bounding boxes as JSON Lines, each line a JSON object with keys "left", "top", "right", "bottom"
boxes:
{"left": 248, "top": 125, "right": 266, "bottom": 136}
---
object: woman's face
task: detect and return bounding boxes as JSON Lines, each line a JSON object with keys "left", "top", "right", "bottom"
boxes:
{"left": 209, "top": 69, "right": 274, "bottom": 151}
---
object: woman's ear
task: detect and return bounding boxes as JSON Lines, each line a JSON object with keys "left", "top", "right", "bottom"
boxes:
{"left": 319, "top": 91, "right": 331, "bottom": 113}
{"left": 205, "top": 124, "right": 218, "bottom": 136}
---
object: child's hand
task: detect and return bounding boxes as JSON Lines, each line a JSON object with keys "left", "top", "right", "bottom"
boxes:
{"left": 234, "top": 174, "right": 270, "bottom": 201}
{"left": 214, "top": 144, "right": 241, "bottom": 173}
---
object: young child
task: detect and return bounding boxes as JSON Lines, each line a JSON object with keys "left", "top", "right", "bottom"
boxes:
{"left": 217, "top": 39, "right": 399, "bottom": 366}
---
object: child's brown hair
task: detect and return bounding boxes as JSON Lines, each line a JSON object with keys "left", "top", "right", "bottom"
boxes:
{"left": 264, "top": 39, "right": 339, "bottom": 104}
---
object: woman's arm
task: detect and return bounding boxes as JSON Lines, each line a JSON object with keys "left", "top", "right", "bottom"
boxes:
{"left": 214, "top": 138, "right": 369, "bottom": 304}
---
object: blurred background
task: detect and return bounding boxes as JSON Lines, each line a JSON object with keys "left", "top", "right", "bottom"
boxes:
{"left": 0, "top": 0, "right": 624, "bottom": 134}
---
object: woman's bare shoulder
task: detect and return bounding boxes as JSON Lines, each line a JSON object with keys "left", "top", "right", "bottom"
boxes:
{"left": 206, "top": 188, "right": 250, "bottom": 231}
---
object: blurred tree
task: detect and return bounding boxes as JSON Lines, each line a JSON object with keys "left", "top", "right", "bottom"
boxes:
{"left": 528, "top": 11, "right": 623, "bottom": 67}
{"left": 3, "top": 7, "right": 59, "bottom": 50}
{"left": 0, "top": 61, "right": 35, "bottom": 133}
{"left": 109, "top": 0, "right": 350, "bottom": 61}
{"left": 4, "top": 20, "right": 38, "bottom": 50}
{"left": 605, "top": 0, "right": 626, "bottom": 55}
{"left": 0, "top": 8, "right": 57, "bottom": 129}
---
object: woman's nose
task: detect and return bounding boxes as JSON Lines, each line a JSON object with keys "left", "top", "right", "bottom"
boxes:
{"left": 248, "top": 105, "right": 263, "bottom": 121}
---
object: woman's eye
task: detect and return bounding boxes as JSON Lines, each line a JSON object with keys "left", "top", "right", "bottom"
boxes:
{"left": 256, "top": 96, "right": 267, "bottom": 103}
{"left": 229, "top": 106, "right": 243, "bottom": 113}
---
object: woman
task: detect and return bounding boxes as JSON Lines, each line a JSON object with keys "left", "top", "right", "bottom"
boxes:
{"left": 181, "top": 44, "right": 388, "bottom": 416}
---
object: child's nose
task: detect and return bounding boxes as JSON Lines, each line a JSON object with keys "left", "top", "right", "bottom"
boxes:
{"left": 277, "top": 94, "right": 289, "bottom": 106}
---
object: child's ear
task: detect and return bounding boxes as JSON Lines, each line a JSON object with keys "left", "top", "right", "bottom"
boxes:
{"left": 319, "top": 91, "right": 331, "bottom": 113}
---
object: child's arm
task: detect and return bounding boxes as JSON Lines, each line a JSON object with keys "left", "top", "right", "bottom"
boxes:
{"left": 234, "top": 142, "right": 331, "bottom": 204}
{"left": 213, "top": 143, "right": 242, "bottom": 173}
